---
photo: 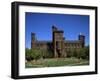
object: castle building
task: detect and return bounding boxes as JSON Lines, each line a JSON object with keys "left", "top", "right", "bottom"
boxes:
{"left": 31, "top": 25, "right": 85, "bottom": 58}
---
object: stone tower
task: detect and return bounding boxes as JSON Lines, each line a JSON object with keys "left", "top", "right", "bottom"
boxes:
{"left": 31, "top": 33, "right": 36, "bottom": 49}
{"left": 52, "top": 25, "right": 66, "bottom": 58}
{"left": 78, "top": 34, "right": 85, "bottom": 47}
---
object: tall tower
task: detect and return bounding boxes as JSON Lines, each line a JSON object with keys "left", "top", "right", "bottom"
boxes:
{"left": 52, "top": 26, "right": 65, "bottom": 58}
{"left": 31, "top": 33, "right": 36, "bottom": 49}
{"left": 78, "top": 34, "right": 85, "bottom": 47}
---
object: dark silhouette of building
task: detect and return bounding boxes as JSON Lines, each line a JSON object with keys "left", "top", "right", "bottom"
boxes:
{"left": 31, "top": 25, "right": 85, "bottom": 58}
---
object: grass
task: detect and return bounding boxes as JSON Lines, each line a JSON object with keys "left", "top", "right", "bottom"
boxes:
{"left": 25, "top": 57, "right": 89, "bottom": 68}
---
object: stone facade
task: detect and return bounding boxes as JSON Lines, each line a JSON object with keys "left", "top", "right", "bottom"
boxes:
{"left": 31, "top": 25, "right": 85, "bottom": 58}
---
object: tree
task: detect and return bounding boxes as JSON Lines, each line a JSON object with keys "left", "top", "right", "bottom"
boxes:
{"left": 76, "top": 46, "right": 89, "bottom": 60}
{"left": 31, "top": 49, "right": 42, "bottom": 60}
{"left": 25, "top": 48, "right": 42, "bottom": 61}
{"left": 83, "top": 46, "right": 89, "bottom": 60}
{"left": 67, "top": 48, "right": 77, "bottom": 58}
{"left": 25, "top": 48, "right": 33, "bottom": 61}
{"left": 41, "top": 49, "right": 53, "bottom": 58}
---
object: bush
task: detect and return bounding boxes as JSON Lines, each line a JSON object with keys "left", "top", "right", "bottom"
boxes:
{"left": 84, "top": 46, "right": 89, "bottom": 60}
{"left": 67, "top": 48, "right": 77, "bottom": 58}
{"left": 41, "top": 49, "right": 53, "bottom": 58}
{"left": 31, "top": 49, "right": 42, "bottom": 60}
{"left": 75, "top": 46, "right": 89, "bottom": 60}
{"left": 66, "top": 46, "right": 89, "bottom": 60}
{"left": 25, "top": 48, "right": 33, "bottom": 61}
{"left": 25, "top": 48, "right": 42, "bottom": 61}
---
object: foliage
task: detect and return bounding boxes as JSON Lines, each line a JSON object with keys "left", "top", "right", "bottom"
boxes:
{"left": 26, "top": 46, "right": 89, "bottom": 61}
{"left": 66, "top": 46, "right": 89, "bottom": 60}
{"left": 66, "top": 48, "right": 78, "bottom": 58}
{"left": 41, "top": 49, "right": 53, "bottom": 58}
{"left": 25, "top": 48, "right": 42, "bottom": 61}
{"left": 25, "top": 48, "right": 33, "bottom": 61}
{"left": 26, "top": 48, "right": 53, "bottom": 61}
{"left": 85, "top": 46, "right": 89, "bottom": 60}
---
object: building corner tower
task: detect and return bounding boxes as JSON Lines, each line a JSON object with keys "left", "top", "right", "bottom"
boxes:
{"left": 78, "top": 34, "right": 85, "bottom": 47}
{"left": 31, "top": 33, "right": 36, "bottom": 49}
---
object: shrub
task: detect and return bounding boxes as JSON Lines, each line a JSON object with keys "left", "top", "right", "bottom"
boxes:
{"left": 31, "top": 49, "right": 42, "bottom": 60}
{"left": 25, "top": 48, "right": 33, "bottom": 61}
{"left": 41, "top": 49, "right": 53, "bottom": 58}
{"left": 82, "top": 46, "right": 89, "bottom": 60}
{"left": 67, "top": 48, "right": 77, "bottom": 58}
{"left": 25, "top": 48, "right": 42, "bottom": 61}
{"left": 75, "top": 46, "right": 89, "bottom": 60}
{"left": 66, "top": 46, "right": 89, "bottom": 60}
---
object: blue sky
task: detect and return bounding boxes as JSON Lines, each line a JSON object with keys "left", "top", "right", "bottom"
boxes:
{"left": 25, "top": 12, "right": 89, "bottom": 48}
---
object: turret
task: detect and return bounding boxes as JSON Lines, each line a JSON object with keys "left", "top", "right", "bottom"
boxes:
{"left": 31, "top": 33, "right": 36, "bottom": 49}
{"left": 78, "top": 34, "right": 85, "bottom": 47}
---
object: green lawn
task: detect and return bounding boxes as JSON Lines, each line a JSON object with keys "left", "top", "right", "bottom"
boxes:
{"left": 25, "top": 58, "right": 89, "bottom": 68}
